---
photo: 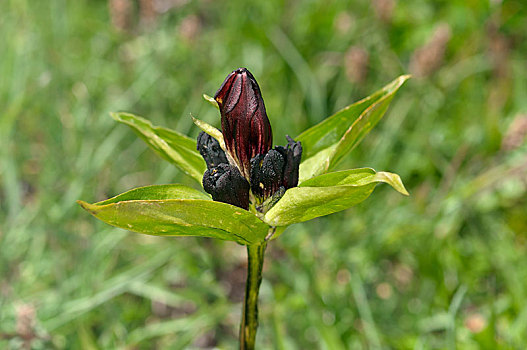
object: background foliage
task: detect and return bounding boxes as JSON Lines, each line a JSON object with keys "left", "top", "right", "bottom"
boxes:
{"left": 1, "top": 0, "right": 526, "bottom": 348}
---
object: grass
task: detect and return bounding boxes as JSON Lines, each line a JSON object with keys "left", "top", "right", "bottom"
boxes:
{"left": 1, "top": 0, "right": 527, "bottom": 348}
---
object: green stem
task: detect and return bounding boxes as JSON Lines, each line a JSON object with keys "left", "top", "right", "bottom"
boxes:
{"left": 240, "top": 242, "right": 267, "bottom": 350}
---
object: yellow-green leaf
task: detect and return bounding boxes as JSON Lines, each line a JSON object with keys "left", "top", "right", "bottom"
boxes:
{"left": 78, "top": 184, "right": 269, "bottom": 245}
{"left": 264, "top": 168, "right": 408, "bottom": 226}
{"left": 297, "top": 75, "right": 410, "bottom": 182}
{"left": 111, "top": 112, "right": 206, "bottom": 184}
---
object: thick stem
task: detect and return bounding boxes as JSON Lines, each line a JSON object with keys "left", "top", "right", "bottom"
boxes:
{"left": 239, "top": 242, "right": 267, "bottom": 350}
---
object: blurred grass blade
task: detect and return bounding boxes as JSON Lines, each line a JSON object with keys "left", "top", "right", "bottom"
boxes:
{"left": 111, "top": 112, "right": 206, "bottom": 184}
{"left": 78, "top": 184, "right": 269, "bottom": 244}
{"left": 349, "top": 271, "right": 382, "bottom": 348}
{"left": 264, "top": 168, "right": 408, "bottom": 226}
{"left": 297, "top": 75, "right": 410, "bottom": 182}
{"left": 126, "top": 304, "right": 227, "bottom": 346}
{"left": 44, "top": 248, "right": 173, "bottom": 330}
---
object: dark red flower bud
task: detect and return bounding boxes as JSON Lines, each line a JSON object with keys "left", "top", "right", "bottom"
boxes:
{"left": 200, "top": 69, "right": 302, "bottom": 212}
{"left": 214, "top": 68, "right": 272, "bottom": 179}
{"left": 202, "top": 163, "right": 250, "bottom": 210}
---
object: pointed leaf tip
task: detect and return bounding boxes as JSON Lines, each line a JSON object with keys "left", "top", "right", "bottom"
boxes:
{"left": 203, "top": 94, "right": 220, "bottom": 110}
{"left": 374, "top": 172, "right": 409, "bottom": 196}
{"left": 297, "top": 75, "right": 410, "bottom": 182}
{"left": 77, "top": 199, "right": 89, "bottom": 210}
{"left": 110, "top": 112, "right": 206, "bottom": 184}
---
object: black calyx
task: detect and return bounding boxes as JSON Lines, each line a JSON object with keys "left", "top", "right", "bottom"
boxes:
{"left": 250, "top": 135, "right": 302, "bottom": 204}
{"left": 203, "top": 163, "right": 250, "bottom": 210}
{"left": 197, "top": 131, "right": 228, "bottom": 169}
{"left": 278, "top": 135, "right": 302, "bottom": 189}
{"left": 250, "top": 150, "right": 285, "bottom": 201}
{"left": 197, "top": 132, "right": 301, "bottom": 211}
{"left": 198, "top": 131, "right": 250, "bottom": 210}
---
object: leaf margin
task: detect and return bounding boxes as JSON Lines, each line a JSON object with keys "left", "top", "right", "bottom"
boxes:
{"left": 264, "top": 167, "right": 408, "bottom": 226}
{"left": 297, "top": 75, "right": 411, "bottom": 182}
{"left": 110, "top": 112, "right": 206, "bottom": 184}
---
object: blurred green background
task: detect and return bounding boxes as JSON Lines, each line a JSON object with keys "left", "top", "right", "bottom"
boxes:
{"left": 1, "top": 0, "right": 527, "bottom": 348}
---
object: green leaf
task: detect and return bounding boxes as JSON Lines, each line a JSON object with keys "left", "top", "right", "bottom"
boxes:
{"left": 78, "top": 184, "right": 269, "bottom": 245}
{"left": 297, "top": 75, "right": 410, "bottom": 182}
{"left": 94, "top": 184, "right": 211, "bottom": 204}
{"left": 296, "top": 144, "right": 336, "bottom": 184}
{"left": 263, "top": 168, "right": 408, "bottom": 226}
{"left": 111, "top": 112, "right": 206, "bottom": 184}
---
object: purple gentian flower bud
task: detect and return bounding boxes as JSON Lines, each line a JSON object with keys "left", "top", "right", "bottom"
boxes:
{"left": 214, "top": 68, "right": 272, "bottom": 179}
{"left": 198, "top": 68, "right": 302, "bottom": 213}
